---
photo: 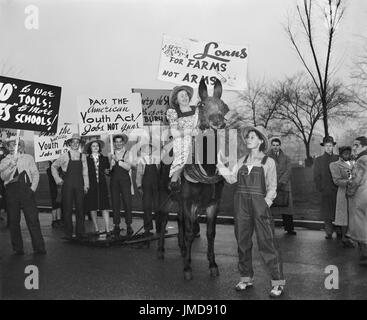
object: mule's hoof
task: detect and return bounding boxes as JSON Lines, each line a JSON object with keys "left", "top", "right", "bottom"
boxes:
{"left": 157, "top": 250, "right": 165, "bottom": 260}
{"left": 184, "top": 271, "right": 193, "bottom": 281}
{"left": 210, "top": 267, "right": 220, "bottom": 277}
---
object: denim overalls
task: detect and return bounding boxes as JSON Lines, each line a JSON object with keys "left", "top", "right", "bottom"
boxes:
{"left": 234, "top": 155, "right": 285, "bottom": 286}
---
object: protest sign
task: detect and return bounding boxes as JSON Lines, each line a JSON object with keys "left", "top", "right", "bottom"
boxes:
{"left": 33, "top": 123, "right": 78, "bottom": 162}
{"left": 0, "top": 128, "right": 21, "bottom": 141}
{"left": 158, "top": 34, "right": 248, "bottom": 90}
{"left": 0, "top": 76, "right": 61, "bottom": 133}
{"left": 77, "top": 94, "right": 143, "bottom": 137}
{"left": 132, "top": 88, "right": 171, "bottom": 125}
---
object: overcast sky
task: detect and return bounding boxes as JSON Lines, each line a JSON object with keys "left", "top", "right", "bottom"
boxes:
{"left": 1, "top": 0, "right": 366, "bottom": 137}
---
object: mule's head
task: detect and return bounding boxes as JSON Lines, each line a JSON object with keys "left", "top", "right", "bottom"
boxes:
{"left": 197, "top": 78, "right": 229, "bottom": 131}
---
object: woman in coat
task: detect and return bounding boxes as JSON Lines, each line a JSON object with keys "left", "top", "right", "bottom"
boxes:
{"left": 329, "top": 146, "right": 354, "bottom": 248}
{"left": 347, "top": 143, "right": 367, "bottom": 266}
{"left": 85, "top": 139, "right": 111, "bottom": 234}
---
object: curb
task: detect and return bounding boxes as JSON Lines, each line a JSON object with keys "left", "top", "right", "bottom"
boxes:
{"left": 38, "top": 206, "right": 324, "bottom": 231}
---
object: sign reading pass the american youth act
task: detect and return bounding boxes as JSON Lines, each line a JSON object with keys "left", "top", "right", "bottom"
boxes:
{"left": 0, "top": 76, "right": 61, "bottom": 133}
{"left": 33, "top": 123, "right": 78, "bottom": 163}
{"left": 78, "top": 94, "right": 143, "bottom": 136}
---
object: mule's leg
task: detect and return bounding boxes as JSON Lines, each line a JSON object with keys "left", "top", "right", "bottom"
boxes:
{"left": 183, "top": 200, "right": 198, "bottom": 280}
{"left": 177, "top": 206, "right": 186, "bottom": 257}
{"left": 206, "top": 204, "right": 219, "bottom": 277}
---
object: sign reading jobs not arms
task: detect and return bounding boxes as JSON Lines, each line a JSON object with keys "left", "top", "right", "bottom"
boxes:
{"left": 33, "top": 123, "right": 78, "bottom": 162}
{"left": 0, "top": 76, "right": 61, "bottom": 133}
{"left": 78, "top": 94, "right": 143, "bottom": 136}
{"left": 158, "top": 34, "right": 248, "bottom": 90}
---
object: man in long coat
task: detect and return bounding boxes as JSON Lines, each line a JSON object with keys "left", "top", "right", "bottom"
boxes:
{"left": 313, "top": 136, "right": 339, "bottom": 239}
{"left": 268, "top": 138, "right": 296, "bottom": 235}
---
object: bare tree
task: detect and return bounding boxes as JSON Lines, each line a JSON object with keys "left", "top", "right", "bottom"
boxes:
{"left": 236, "top": 78, "right": 281, "bottom": 128}
{"left": 285, "top": 0, "right": 346, "bottom": 137}
{"left": 274, "top": 74, "right": 355, "bottom": 165}
{"left": 351, "top": 38, "right": 367, "bottom": 109}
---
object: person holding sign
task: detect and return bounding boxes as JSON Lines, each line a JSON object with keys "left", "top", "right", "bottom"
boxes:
{"left": 166, "top": 85, "right": 198, "bottom": 189}
{"left": 0, "top": 138, "right": 46, "bottom": 255}
{"left": 109, "top": 134, "right": 134, "bottom": 237}
{"left": 84, "top": 139, "right": 111, "bottom": 234}
{"left": 51, "top": 134, "right": 89, "bottom": 239}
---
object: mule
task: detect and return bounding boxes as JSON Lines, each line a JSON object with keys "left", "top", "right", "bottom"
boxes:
{"left": 158, "top": 78, "right": 242, "bottom": 281}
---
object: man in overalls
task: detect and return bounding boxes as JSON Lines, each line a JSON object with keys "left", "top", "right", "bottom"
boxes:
{"left": 217, "top": 126, "right": 285, "bottom": 298}
{"left": 0, "top": 139, "right": 46, "bottom": 255}
{"left": 109, "top": 134, "right": 133, "bottom": 237}
{"left": 52, "top": 134, "right": 89, "bottom": 239}
{"left": 136, "top": 143, "right": 160, "bottom": 236}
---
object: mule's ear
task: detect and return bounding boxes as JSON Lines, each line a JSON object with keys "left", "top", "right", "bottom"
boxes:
{"left": 213, "top": 78, "right": 222, "bottom": 99}
{"left": 199, "top": 78, "right": 208, "bottom": 101}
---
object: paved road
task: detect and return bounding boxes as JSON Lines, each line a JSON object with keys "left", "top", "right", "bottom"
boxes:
{"left": 1, "top": 213, "right": 366, "bottom": 300}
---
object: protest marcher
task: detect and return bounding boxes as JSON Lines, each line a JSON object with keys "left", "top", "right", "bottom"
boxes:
{"left": 329, "top": 146, "right": 354, "bottom": 248}
{"left": 52, "top": 134, "right": 89, "bottom": 239}
{"left": 136, "top": 143, "right": 160, "bottom": 236}
{"left": 0, "top": 139, "right": 46, "bottom": 255}
{"left": 46, "top": 160, "right": 63, "bottom": 228}
{"left": 217, "top": 126, "right": 285, "bottom": 298}
{"left": 84, "top": 139, "right": 111, "bottom": 234}
{"left": 347, "top": 136, "right": 367, "bottom": 266}
{"left": 313, "top": 136, "right": 339, "bottom": 239}
{"left": 268, "top": 138, "right": 296, "bottom": 235}
{"left": 0, "top": 145, "right": 8, "bottom": 225}
{"left": 109, "top": 134, "right": 134, "bottom": 237}
{"left": 166, "top": 85, "right": 198, "bottom": 188}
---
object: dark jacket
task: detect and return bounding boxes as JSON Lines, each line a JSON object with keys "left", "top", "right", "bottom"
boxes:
{"left": 268, "top": 149, "right": 292, "bottom": 192}
{"left": 85, "top": 154, "right": 110, "bottom": 211}
{"left": 313, "top": 152, "right": 339, "bottom": 195}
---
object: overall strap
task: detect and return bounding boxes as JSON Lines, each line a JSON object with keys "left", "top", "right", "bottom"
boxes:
{"left": 243, "top": 155, "right": 249, "bottom": 164}
{"left": 79, "top": 153, "right": 82, "bottom": 161}
{"left": 68, "top": 151, "right": 71, "bottom": 160}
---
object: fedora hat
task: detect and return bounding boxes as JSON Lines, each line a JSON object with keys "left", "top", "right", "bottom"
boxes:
{"left": 66, "top": 133, "right": 82, "bottom": 146}
{"left": 169, "top": 85, "right": 194, "bottom": 109}
{"left": 84, "top": 139, "right": 105, "bottom": 154}
{"left": 320, "top": 136, "right": 336, "bottom": 146}
{"left": 241, "top": 126, "right": 269, "bottom": 153}
{"left": 112, "top": 133, "right": 128, "bottom": 144}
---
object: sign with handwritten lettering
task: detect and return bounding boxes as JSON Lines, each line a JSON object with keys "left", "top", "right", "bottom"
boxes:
{"left": 132, "top": 88, "right": 171, "bottom": 125}
{"left": 158, "top": 34, "right": 248, "bottom": 90}
{"left": 77, "top": 94, "right": 143, "bottom": 136}
{"left": 0, "top": 128, "right": 20, "bottom": 141}
{"left": 0, "top": 76, "right": 61, "bottom": 133}
{"left": 33, "top": 123, "right": 78, "bottom": 162}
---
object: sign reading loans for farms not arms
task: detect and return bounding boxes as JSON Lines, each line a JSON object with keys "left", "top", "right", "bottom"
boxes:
{"left": 0, "top": 76, "right": 61, "bottom": 133}
{"left": 77, "top": 93, "right": 143, "bottom": 136}
{"left": 158, "top": 34, "right": 248, "bottom": 90}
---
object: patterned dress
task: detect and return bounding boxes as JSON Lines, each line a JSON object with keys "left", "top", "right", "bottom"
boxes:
{"left": 166, "top": 106, "right": 199, "bottom": 177}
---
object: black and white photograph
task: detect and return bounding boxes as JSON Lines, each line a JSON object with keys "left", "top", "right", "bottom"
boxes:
{"left": 0, "top": 0, "right": 367, "bottom": 305}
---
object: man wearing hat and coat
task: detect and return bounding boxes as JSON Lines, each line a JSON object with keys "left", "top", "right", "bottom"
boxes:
{"left": 109, "top": 133, "right": 134, "bottom": 236}
{"left": 313, "top": 136, "right": 339, "bottom": 239}
{"left": 52, "top": 134, "right": 89, "bottom": 239}
{"left": 0, "top": 138, "right": 46, "bottom": 254}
